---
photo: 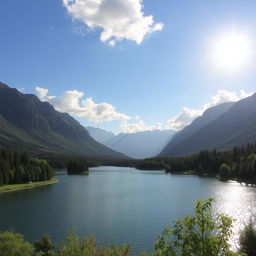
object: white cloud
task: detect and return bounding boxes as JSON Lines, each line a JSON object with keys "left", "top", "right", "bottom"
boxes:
{"left": 36, "top": 87, "right": 49, "bottom": 99}
{"left": 35, "top": 88, "right": 130, "bottom": 123}
{"left": 239, "top": 89, "right": 253, "bottom": 99}
{"left": 63, "top": 0, "right": 163, "bottom": 46}
{"left": 35, "top": 87, "right": 253, "bottom": 133}
{"left": 168, "top": 107, "right": 203, "bottom": 131}
{"left": 121, "top": 119, "right": 162, "bottom": 133}
{"left": 167, "top": 90, "right": 253, "bottom": 131}
{"left": 203, "top": 90, "right": 246, "bottom": 110}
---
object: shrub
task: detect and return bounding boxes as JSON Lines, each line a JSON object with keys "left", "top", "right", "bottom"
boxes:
{"left": 58, "top": 231, "right": 130, "bottom": 256}
{"left": 34, "top": 234, "right": 55, "bottom": 256}
{"left": 0, "top": 230, "right": 33, "bottom": 256}
{"left": 154, "top": 198, "right": 237, "bottom": 256}
{"left": 239, "top": 221, "right": 256, "bottom": 256}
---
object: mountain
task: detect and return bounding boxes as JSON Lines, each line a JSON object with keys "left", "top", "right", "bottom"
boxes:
{"left": 163, "top": 102, "right": 234, "bottom": 151}
{"left": 86, "top": 126, "right": 115, "bottom": 144}
{"left": 0, "top": 82, "right": 127, "bottom": 159}
{"left": 104, "top": 130, "right": 175, "bottom": 159}
{"left": 86, "top": 127, "right": 175, "bottom": 159}
{"left": 159, "top": 94, "right": 256, "bottom": 157}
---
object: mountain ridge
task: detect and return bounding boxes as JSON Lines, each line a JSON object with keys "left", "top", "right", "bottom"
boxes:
{"left": 87, "top": 127, "right": 175, "bottom": 159}
{"left": 159, "top": 93, "right": 256, "bottom": 157}
{"left": 164, "top": 102, "right": 234, "bottom": 150}
{"left": 86, "top": 126, "right": 115, "bottom": 144}
{"left": 0, "top": 82, "right": 127, "bottom": 159}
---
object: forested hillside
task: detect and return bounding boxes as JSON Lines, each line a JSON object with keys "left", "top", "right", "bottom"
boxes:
{"left": 0, "top": 148, "right": 53, "bottom": 186}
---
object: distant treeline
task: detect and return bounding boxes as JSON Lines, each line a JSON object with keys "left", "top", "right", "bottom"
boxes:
{"left": 162, "top": 142, "right": 256, "bottom": 181}
{"left": 67, "top": 159, "right": 88, "bottom": 175}
{"left": 102, "top": 159, "right": 168, "bottom": 170}
{"left": 105, "top": 142, "right": 256, "bottom": 182}
{"left": 42, "top": 154, "right": 100, "bottom": 170}
{"left": 0, "top": 149, "right": 53, "bottom": 186}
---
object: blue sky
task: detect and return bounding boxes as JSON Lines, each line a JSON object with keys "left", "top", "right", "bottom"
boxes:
{"left": 0, "top": 0, "right": 255, "bottom": 134}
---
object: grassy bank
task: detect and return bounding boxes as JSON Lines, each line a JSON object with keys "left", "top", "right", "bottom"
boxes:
{"left": 0, "top": 178, "right": 58, "bottom": 193}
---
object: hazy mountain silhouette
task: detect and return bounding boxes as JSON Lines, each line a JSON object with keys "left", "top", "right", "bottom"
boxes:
{"left": 87, "top": 127, "right": 175, "bottom": 159}
{"left": 86, "top": 126, "right": 115, "bottom": 144}
{"left": 159, "top": 94, "right": 256, "bottom": 157}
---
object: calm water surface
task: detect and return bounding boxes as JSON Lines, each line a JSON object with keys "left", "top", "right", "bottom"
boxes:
{"left": 0, "top": 166, "right": 256, "bottom": 253}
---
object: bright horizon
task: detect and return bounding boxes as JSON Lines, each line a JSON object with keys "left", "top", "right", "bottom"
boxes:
{"left": 0, "top": 0, "right": 255, "bottom": 134}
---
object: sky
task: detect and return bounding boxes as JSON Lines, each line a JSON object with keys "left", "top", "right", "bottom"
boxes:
{"left": 0, "top": 0, "right": 256, "bottom": 134}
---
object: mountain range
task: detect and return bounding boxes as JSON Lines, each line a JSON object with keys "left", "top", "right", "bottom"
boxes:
{"left": 0, "top": 82, "right": 255, "bottom": 160}
{"left": 86, "top": 128, "right": 175, "bottom": 159}
{"left": 159, "top": 93, "right": 256, "bottom": 157}
{"left": 86, "top": 126, "right": 115, "bottom": 144}
{"left": 0, "top": 82, "right": 126, "bottom": 159}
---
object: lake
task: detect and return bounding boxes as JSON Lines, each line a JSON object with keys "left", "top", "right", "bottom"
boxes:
{"left": 0, "top": 166, "right": 256, "bottom": 254}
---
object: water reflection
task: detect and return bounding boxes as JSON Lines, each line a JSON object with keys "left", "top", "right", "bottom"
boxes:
{"left": 212, "top": 181, "right": 256, "bottom": 250}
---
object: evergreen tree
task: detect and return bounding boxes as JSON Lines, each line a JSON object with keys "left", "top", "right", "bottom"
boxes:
{"left": 34, "top": 235, "right": 55, "bottom": 256}
{"left": 0, "top": 149, "right": 53, "bottom": 186}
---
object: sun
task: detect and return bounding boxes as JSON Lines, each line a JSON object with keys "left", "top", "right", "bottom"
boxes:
{"left": 212, "top": 31, "right": 253, "bottom": 73}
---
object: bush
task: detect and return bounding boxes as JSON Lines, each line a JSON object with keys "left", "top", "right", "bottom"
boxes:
{"left": 0, "top": 230, "right": 33, "bottom": 256}
{"left": 0, "top": 230, "right": 130, "bottom": 256}
{"left": 34, "top": 234, "right": 55, "bottom": 256}
{"left": 58, "top": 231, "right": 130, "bottom": 256}
{"left": 239, "top": 221, "right": 256, "bottom": 256}
{"left": 154, "top": 198, "right": 237, "bottom": 256}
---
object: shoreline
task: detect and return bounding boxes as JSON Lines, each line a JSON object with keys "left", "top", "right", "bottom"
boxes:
{"left": 168, "top": 170, "right": 256, "bottom": 186}
{"left": 0, "top": 178, "right": 58, "bottom": 194}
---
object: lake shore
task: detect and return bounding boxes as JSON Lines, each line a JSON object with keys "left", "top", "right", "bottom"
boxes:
{"left": 0, "top": 178, "right": 58, "bottom": 193}
{"left": 168, "top": 170, "right": 256, "bottom": 186}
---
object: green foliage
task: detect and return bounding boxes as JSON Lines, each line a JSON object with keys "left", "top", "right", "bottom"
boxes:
{"left": 58, "top": 231, "right": 130, "bottom": 256}
{"left": 219, "top": 163, "right": 232, "bottom": 180}
{"left": 58, "top": 233, "right": 97, "bottom": 256}
{"left": 0, "top": 230, "right": 130, "bottom": 256}
{"left": 154, "top": 198, "right": 237, "bottom": 256}
{"left": 239, "top": 221, "right": 256, "bottom": 256}
{"left": 0, "top": 148, "right": 54, "bottom": 187}
{"left": 34, "top": 235, "right": 55, "bottom": 256}
{"left": 0, "top": 230, "right": 34, "bottom": 256}
{"left": 128, "top": 142, "right": 256, "bottom": 182}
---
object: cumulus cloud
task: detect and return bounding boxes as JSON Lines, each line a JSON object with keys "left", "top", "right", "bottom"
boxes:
{"left": 167, "top": 107, "right": 203, "bottom": 131}
{"left": 63, "top": 0, "right": 163, "bottom": 46}
{"left": 168, "top": 90, "right": 253, "bottom": 131}
{"left": 35, "top": 87, "right": 253, "bottom": 133}
{"left": 202, "top": 90, "right": 252, "bottom": 110}
{"left": 35, "top": 87, "right": 49, "bottom": 98}
{"left": 36, "top": 88, "right": 130, "bottom": 123}
{"left": 121, "top": 119, "right": 162, "bottom": 133}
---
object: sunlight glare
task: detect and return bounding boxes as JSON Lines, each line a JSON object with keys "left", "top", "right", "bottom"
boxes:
{"left": 212, "top": 31, "right": 253, "bottom": 73}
